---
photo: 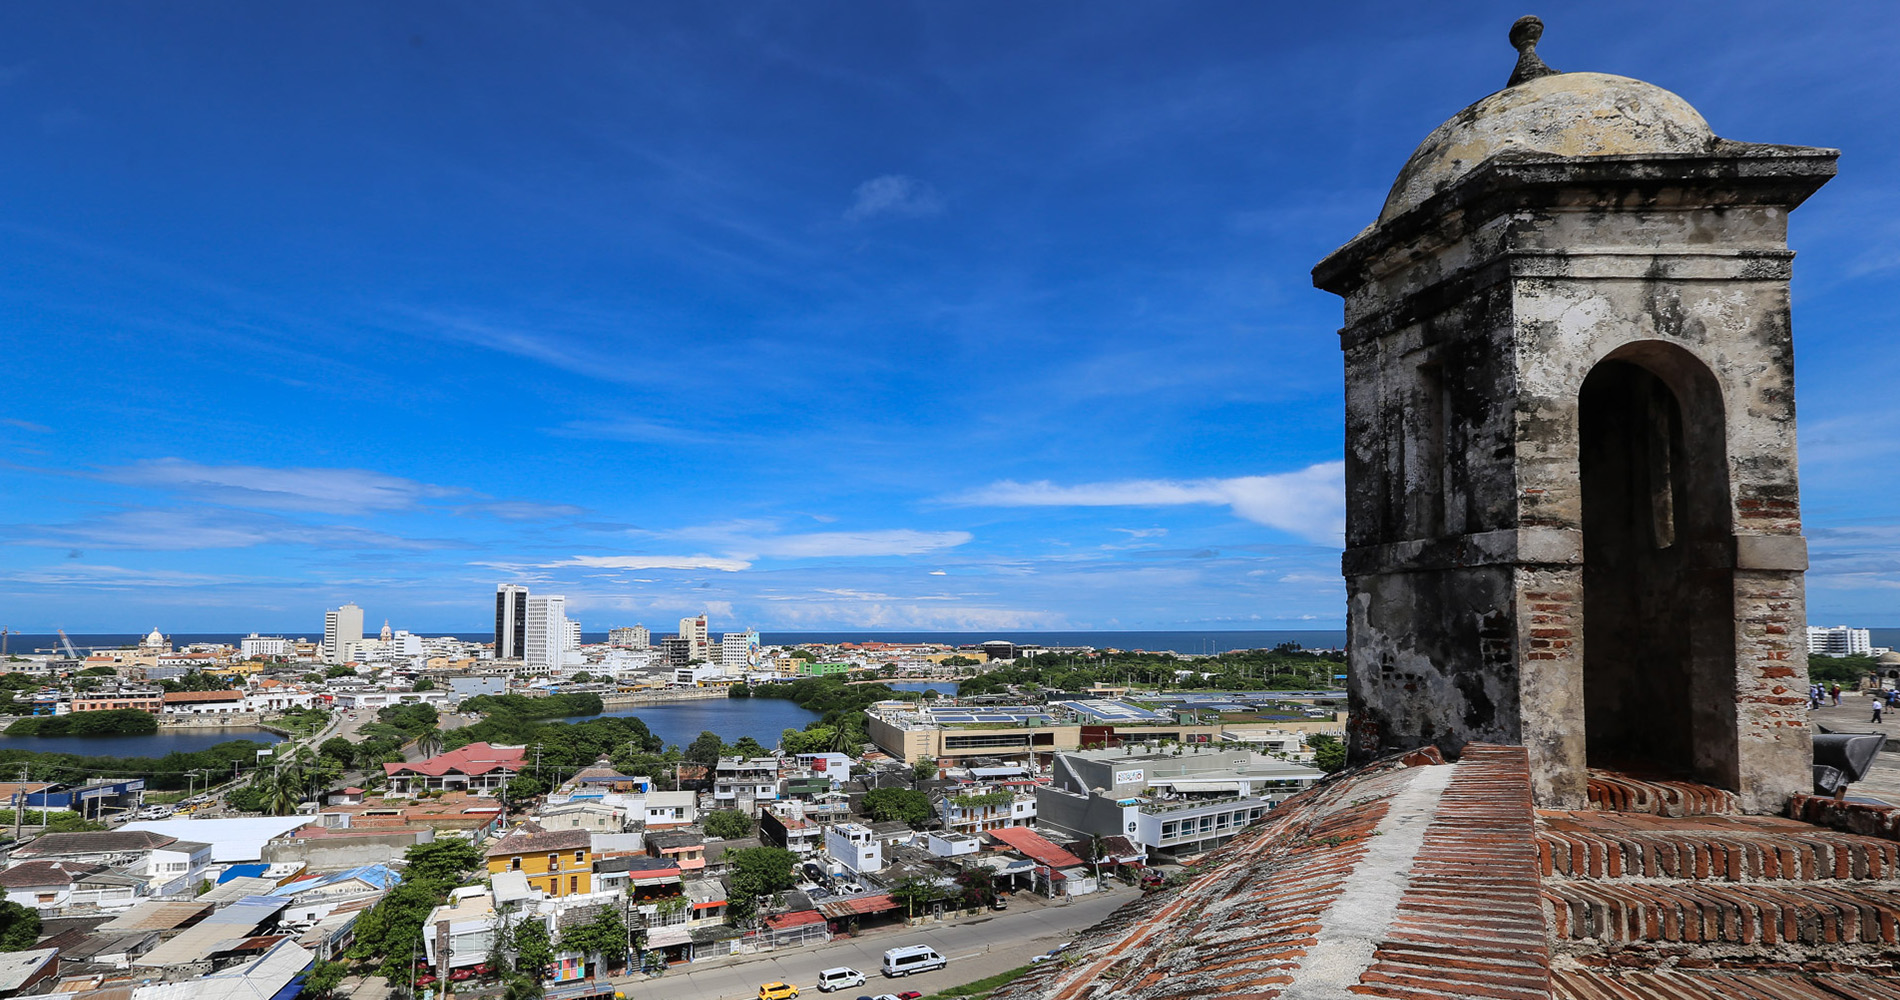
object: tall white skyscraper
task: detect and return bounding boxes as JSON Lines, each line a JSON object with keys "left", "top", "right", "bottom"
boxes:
{"left": 565, "top": 618, "right": 582, "bottom": 653}
{"left": 525, "top": 595, "right": 568, "bottom": 669}
{"left": 679, "top": 614, "right": 709, "bottom": 663}
{"left": 495, "top": 584, "right": 530, "bottom": 660}
{"left": 323, "top": 603, "right": 364, "bottom": 665}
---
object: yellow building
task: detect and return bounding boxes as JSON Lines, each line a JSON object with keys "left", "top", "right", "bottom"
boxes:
{"left": 484, "top": 828, "right": 593, "bottom": 897}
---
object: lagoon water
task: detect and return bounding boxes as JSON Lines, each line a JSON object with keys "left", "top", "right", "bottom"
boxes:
{"left": 0, "top": 727, "right": 284, "bottom": 758}
{"left": 555, "top": 698, "right": 822, "bottom": 751}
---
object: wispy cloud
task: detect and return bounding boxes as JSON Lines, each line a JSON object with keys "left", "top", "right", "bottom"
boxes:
{"left": 456, "top": 500, "right": 589, "bottom": 522}
{"left": 542, "top": 555, "right": 752, "bottom": 573}
{"left": 952, "top": 461, "right": 1344, "bottom": 544}
{"left": 13, "top": 508, "right": 450, "bottom": 552}
{"left": 844, "top": 174, "right": 944, "bottom": 222}
{"left": 2, "top": 418, "right": 51, "bottom": 434}
{"left": 664, "top": 521, "right": 974, "bottom": 560}
{"left": 98, "top": 459, "right": 459, "bottom": 515}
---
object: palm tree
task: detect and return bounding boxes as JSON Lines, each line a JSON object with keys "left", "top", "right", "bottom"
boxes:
{"left": 264, "top": 770, "right": 299, "bottom": 816}
{"left": 417, "top": 727, "right": 444, "bottom": 759}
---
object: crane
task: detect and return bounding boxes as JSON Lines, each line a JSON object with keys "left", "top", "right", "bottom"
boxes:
{"left": 56, "top": 630, "right": 80, "bottom": 660}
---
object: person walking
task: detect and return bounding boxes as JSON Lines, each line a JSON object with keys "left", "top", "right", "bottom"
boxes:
{"left": 1832, "top": 684, "right": 1843, "bottom": 707}
{"left": 1874, "top": 695, "right": 1885, "bottom": 724}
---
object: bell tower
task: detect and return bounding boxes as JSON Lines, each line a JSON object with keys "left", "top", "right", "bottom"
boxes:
{"left": 1312, "top": 18, "right": 1835, "bottom": 812}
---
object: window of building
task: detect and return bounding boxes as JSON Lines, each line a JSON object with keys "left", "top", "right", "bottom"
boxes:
{"left": 570, "top": 875, "right": 580, "bottom": 894}
{"left": 547, "top": 853, "right": 559, "bottom": 871}
{"left": 575, "top": 849, "right": 585, "bottom": 863}
{"left": 511, "top": 857, "right": 522, "bottom": 871}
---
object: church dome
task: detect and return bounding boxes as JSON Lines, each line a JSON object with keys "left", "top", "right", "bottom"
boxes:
{"left": 1379, "top": 71, "right": 1717, "bottom": 224}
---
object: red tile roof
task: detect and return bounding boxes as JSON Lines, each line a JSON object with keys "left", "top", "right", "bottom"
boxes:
{"left": 384, "top": 741, "right": 526, "bottom": 778}
{"left": 763, "top": 910, "right": 826, "bottom": 930}
{"left": 815, "top": 893, "right": 898, "bottom": 919}
{"left": 986, "top": 827, "right": 1086, "bottom": 869}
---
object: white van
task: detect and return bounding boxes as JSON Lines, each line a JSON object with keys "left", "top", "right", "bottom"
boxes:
{"left": 882, "top": 945, "right": 947, "bottom": 978}
{"left": 816, "top": 967, "right": 865, "bottom": 993}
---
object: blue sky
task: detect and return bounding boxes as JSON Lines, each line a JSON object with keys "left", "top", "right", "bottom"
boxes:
{"left": 2, "top": 2, "right": 1897, "bottom": 634}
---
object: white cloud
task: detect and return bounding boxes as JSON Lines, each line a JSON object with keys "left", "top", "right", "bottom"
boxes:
{"left": 953, "top": 461, "right": 1344, "bottom": 544}
{"left": 100, "top": 458, "right": 458, "bottom": 514}
{"left": 1114, "top": 527, "right": 1168, "bottom": 539}
{"left": 543, "top": 555, "right": 752, "bottom": 573}
{"left": 844, "top": 174, "right": 944, "bottom": 222}
{"left": 665, "top": 521, "right": 973, "bottom": 560}
{"left": 928, "top": 570, "right": 948, "bottom": 576}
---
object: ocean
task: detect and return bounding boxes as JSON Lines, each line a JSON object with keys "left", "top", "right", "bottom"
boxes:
{"left": 13, "top": 629, "right": 1351, "bottom": 656}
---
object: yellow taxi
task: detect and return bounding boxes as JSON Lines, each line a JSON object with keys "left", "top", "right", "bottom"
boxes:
{"left": 759, "top": 984, "right": 800, "bottom": 1000}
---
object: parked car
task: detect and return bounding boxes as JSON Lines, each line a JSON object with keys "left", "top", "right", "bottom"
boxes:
{"left": 759, "top": 983, "right": 800, "bottom": 1000}
{"left": 817, "top": 968, "right": 866, "bottom": 993}
{"left": 989, "top": 896, "right": 1007, "bottom": 910}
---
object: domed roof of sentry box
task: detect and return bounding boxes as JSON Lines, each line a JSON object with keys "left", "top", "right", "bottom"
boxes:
{"left": 1379, "top": 16, "right": 1717, "bottom": 224}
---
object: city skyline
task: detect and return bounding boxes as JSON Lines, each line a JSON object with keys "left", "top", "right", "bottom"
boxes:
{"left": 3, "top": 3, "right": 1898, "bottom": 632}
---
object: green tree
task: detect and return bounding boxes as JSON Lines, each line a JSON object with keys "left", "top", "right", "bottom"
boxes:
{"left": 347, "top": 881, "right": 451, "bottom": 979}
{"left": 727, "top": 736, "right": 768, "bottom": 759}
{"left": 319, "top": 737, "right": 358, "bottom": 768}
{"left": 569, "top": 672, "right": 592, "bottom": 684}
{"left": 0, "top": 902, "right": 40, "bottom": 951}
{"left": 1307, "top": 733, "right": 1348, "bottom": 773}
{"left": 684, "top": 731, "right": 725, "bottom": 766}
{"left": 413, "top": 677, "right": 436, "bottom": 691}
{"left": 512, "top": 917, "right": 554, "bottom": 991}
{"left": 325, "top": 665, "right": 357, "bottom": 679}
{"left": 557, "top": 908, "right": 627, "bottom": 974}
{"left": 725, "top": 847, "right": 798, "bottom": 925}
{"left": 502, "top": 774, "right": 547, "bottom": 809}
{"left": 703, "top": 809, "right": 755, "bottom": 840}
{"left": 911, "top": 757, "right": 938, "bottom": 785}
{"left": 1810, "top": 654, "right": 1876, "bottom": 687}
{"left": 298, "top": 959, "right": 347, "bottom": 999}
{"left": 416, "top": 727, "right": 444, "bottom": 759}
{"left": 890, "top": 874, "right": 947, "bottom": 920}
{"left": 403, "top": 838, "right": 484, "bottom": 886}
{"left": 862, "top": 787, "right": 933, "bottom": 827}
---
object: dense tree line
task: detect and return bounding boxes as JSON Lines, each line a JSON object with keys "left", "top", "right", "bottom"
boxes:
{"left": 455, "top": 692, "right": 604, "bottom": 721}
{"left": 6, "top": 708, "right": 158, "bottom": 737}
{"left": 0, "top": 739, "right": 273, "bottom": 790}
{"left": 956, "top": 643, "right": 1344, "bottom": 697}
{"left": 740, "top": 677, "right": 909, "bottom": 754}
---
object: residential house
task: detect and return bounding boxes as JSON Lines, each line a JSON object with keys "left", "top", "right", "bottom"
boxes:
{"left": 9, "top": 831, "right": 211, "bottom": 897}
{"left": 824, "top": 823, "right": 882, "bottom": 874}
{"left": 385, "top": 741, "right": 525, "bottom": 797}
{"left": 1034, "top": 744, "right": 1323, "bottom": 858}
{"left": 640, "top": 790, "right": 697, "bottom": 829}
{"left": 485, "top": 828, "right": 593, "bottom": 898}
{"left": 532, "top": 799, "right": 630, "bottom": 833}
{"left": 0, "top": 861, "right": 144, "bottom": 912}
{"left": 712, "top": 757, "right": 779, "bottom": 807}
{"left": 644, "top": 830, "right": 705, "bottom": 873}
{"left": 934, "top": 784, "right": 1037, "bottom": 836}
{"left": 268, "top": 864, "right": 401, "bottom": 925}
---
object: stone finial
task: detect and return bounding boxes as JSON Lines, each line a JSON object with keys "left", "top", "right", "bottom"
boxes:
{"left": 1507, "top": 15, "right": 1560, "bottom": 87}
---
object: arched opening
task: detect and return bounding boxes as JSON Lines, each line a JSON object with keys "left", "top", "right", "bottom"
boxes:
{"left": 1579, "top": 346, "right": 1737, "bottom": 784}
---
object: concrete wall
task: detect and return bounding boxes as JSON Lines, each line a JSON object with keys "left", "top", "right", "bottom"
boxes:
{"left": 264, "top": 828, "right": 433, "bottom": 869}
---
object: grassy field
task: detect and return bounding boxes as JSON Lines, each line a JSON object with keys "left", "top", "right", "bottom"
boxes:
{"left": 923, "top": 964, "right": 1034, "bottom": 1000}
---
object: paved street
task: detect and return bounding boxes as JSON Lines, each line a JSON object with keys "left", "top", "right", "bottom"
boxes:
{"left": 1811, "top": 699, "right": 1900, "bottom": 805}
{"left": 610, "top": 885, "right": 1135, "bottom": 1000}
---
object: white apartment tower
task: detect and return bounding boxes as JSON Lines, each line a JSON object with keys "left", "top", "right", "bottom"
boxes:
{"left": 608, "top": 625, "right": 650, "bottom": 649}
{"left": 323, "top": 603, "right": 364, "bottom": 665}
{"left": 1807, "top": 625, "right": 1873, "bottom": 658}
{"left": 564, "top": 618, "right": 582, "bottom": 653}
{"left": 495, "top": 584, "right": 530, "bottom": 660}
{"left": 679, "top": 614, "right": 709, "bottom": 663}
{"left": 720, "top": 630, "right": 760, "bottom": 670}
{"left": 525, "top": 595, "right": 568, "bottom": 669}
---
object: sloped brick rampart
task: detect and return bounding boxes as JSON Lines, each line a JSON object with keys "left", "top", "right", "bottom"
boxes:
{"left": 1584, "top": 772, "right": 1739, "bottom": 817}
{"left": 1552, "top": 968, "right": 1900, "bottom": 999}
{"left": 1352, "top": 744, "right": 1550, "bottom": 1000}
{"left": 1788, "top": 793, "right": 1900, "bottom": 841}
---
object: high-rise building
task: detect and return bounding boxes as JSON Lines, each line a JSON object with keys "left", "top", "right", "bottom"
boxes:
{"left": 608, "top": 625, "right": 650, "bottom": 649}
{"left": 495, "top": 584, "right": 530, "bottom": 660}
{"left": 679, "top": 614, "right": 709, "bottom": 663}
{"left": 525, "top": 595, "right": 568, "bottom": 669}
{"left": 660, "top": 636, "right": 693, "bottom": 668}
{"left": 720, "top": 630, "right": 760, "bottom": 670}
{"left": 565, "top": 618, "right": 582, "bottom": 653}
{"left": 323, "top": 603, "right": 364, "bottom": 665}
{"left": 1807, "top": 625, "right": 1873, "bottom": 658}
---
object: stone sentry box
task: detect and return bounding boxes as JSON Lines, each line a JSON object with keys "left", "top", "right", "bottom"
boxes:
{"left": 1311, "top": 19, "right": 1836, "bottom": 813}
